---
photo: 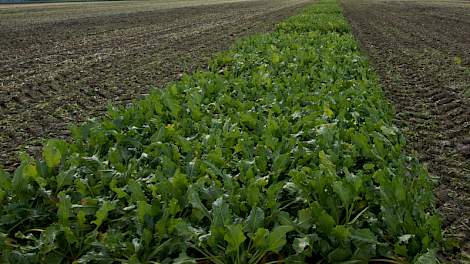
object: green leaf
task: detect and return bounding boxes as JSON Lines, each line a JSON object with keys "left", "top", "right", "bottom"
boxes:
{"left": 20, "top": 159, "right": 47, "bottom": 188}
{"left": 57, "top": 192, "right": 72, "bottom": 226}
{"left": 92, "top": 200, "right": 116, "bottom": 228}
{"left": 415, "top": 248, "right": 438, "bottom": 264}
{"left": 240, "top": 112, "right": 257, "bottom": 129}
{"left": 38, "top": 224, "right": 61, "bottom": 255}
{"left": 252, "top": 228, "right": 268, "bottom": 248}
{"left": 332, "top": 225, "right": 350, "bottom": 242}
{"left": 211, "top": 197, "right": 230, "bottom": 227}
{"left": 327, "top": 247, "right": 352, "bottom": 262}
{"left": 323, "top": 105, "right": 335, "bottom": 119}
{"left": 0, "top": 190, "right": 5, "bottom": 203}
{"left": 293, "top": 236, "right": 310, "bottom": 254}
{"left": 298, "top": 208, "right": 313, "bottom": 231}
{"left": 272, "top": 152, "right": 290, "bottom": 173}
{"left": 319, "top": 150, "right": 335, "bottom": 171}
{"left": 224, "top": 224, "right": 246, "bottom": 253}
{"left": 42, "top": 252, "right": 64, "bottom": 264}
{"left": 0, "top": 169, "right": 11, "bottom": 190}
{"left": 110, "top": 179, "right": 128, "bottom": 199}
{"left": 246, "top": 183, "right": 260, "bottom": 207}
{"left": 173, "top": 253, "right": 197, "bottom": 264}
{"left": 77, "top": 248, "right": 114, "bottom": 263}
{"left": 398, "top": 234, "right": 414, "bottom": 244}
{"left": 188, "top": 186, "right": 210, "bottom": 219}
{"left": 137, "top": 201, "right": 153, "bottom": 223}
{"left": 163, "top": 88, "right": 181, "bottom": 117}
{"left": 77, "top": 210, "right": 87, "bottom": 227}
{"left": 272, "top": 53, "right": 281, "bottom": 64}
{"left": 425, "top": 215, "right": 442, "bottom": 241}
{"left": 128, "top": 179, "right": 146, "bottom": 202}
{"left": 352, "top": 132, "right": 370, "bottom": 155}
{"left": 56, "top": 170, "right": 74, "bottom": 189}
{"left": 332, "top": 181, "right": 353, "bottom": 207}
{"left": 245, "top": 207, "right": 265, "bottom": 234}
{"left": 350, "top": 228, "right": 378, "bottom": 259}
{"left": 24, "top": 161, "right": 38, "bottom": 178}
{"left": 311, "top": 202, "right": 335, "bottom": 232}
{"left": 266, "top": 225, "right": 293, "bottom": 252}
{"left": 380, "top": 125, "right": 397, "bottom": 136}
{"left": 169, "top": 198, "right": 181, "bottom": 216}
{"left": 351, "top": 228, "right": 377, "bottom": 244}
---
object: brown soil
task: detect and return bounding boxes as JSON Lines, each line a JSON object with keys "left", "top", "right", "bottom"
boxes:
{"left": 0, "top": 0, "right": 313, "bottom": 170}
{"left": 341, "top": 0, "right": 470, "bottom": 261}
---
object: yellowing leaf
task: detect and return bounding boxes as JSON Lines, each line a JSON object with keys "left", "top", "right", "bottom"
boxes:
{"left": 323, "top": 105, "right": 334, "bottom": 119}
{"left": 43, "top": 141, "right": 62, "bottom": 168}
{"left": 272, "top": 53, "right": 281, "bottom": 64}
{"left": 24, "top": 162, "right": 38, "bottom": 178}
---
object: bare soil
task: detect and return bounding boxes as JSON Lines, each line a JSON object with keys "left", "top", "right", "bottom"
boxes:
{"left": 341, "top": 0, "right": 470, "bottom": 261}
{"left": 0, "top": 0, "right": 312, "bottom": 170}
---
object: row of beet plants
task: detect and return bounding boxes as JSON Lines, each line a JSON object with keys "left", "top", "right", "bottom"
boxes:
{"left": 0, "top": 0, "right": 440, "bottom": 263}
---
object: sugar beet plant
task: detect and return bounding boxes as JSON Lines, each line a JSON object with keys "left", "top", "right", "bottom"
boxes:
{"left": 0, "top": 1, "right": 441, "bottom": 263}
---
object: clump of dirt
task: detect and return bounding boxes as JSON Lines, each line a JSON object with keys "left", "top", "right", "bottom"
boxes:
{"left": 341, "top": 0, "right": 470, "bottom": 261}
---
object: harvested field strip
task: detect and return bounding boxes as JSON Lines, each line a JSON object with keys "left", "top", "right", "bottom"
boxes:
{"left": 1, "top": 0, "right": 440, "bottom": 263}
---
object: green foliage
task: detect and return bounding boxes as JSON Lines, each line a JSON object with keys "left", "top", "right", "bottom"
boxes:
{"left": 0, "top": 0, "right": 440, "bottom": 263}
